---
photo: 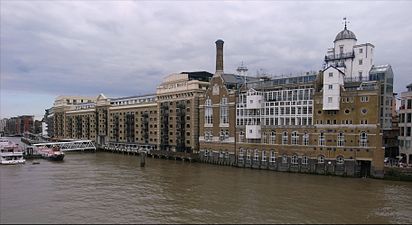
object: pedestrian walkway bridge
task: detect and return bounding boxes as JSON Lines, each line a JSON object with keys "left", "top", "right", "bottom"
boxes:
{"left": 33, "top": 140, "right": 96, "bottom": 152}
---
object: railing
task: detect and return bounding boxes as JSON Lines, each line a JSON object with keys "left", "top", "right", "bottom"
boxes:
{"left": 344, "top": 76, "right": 370, "bottom": 82}
{"left": 325, "top": 51, "right": 355, "bottom": 61}
{"left": 33, "top": 140, "right": 96, "bottom": 152}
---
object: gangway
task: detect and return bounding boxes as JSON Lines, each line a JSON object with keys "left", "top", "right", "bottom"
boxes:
{"left": 33, "top": 140, "right": 96, "bottom": 152}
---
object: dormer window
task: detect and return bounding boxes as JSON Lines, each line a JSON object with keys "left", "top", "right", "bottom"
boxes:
{"left": 329, "top": 72, "right": 333, "bottom": 78}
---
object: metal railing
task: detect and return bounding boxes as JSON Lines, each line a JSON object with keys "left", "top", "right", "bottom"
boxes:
{"left": 325, "top": 51, "right": 355, "bottom": 61}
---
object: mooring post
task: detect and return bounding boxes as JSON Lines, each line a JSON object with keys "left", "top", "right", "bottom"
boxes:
{"left": 140, "top": 152, "right": 146, "bottom": 167}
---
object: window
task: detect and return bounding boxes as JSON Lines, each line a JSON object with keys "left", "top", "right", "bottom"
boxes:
{"left": 219, "top": 129, "right": 228, "bottom": 141}
{"left": 220, "top": 97, "right": 229, "bottom": 125}
{"left": 329, "top": 72, "right": 333, "bottom": 77}
{"left": 328, "top": 85, "right": 333, "bottom": 90}
{"left": 359, "top": 48, "right": 363, "bottom": 54}
{"left": 282, "top": 131, "right": 288, "bottom": 145}
{"left": 360, "top": 132, "right": 368, "bottom": 147}
{"left": 270, "top": 151, "right": 276, "bottom": 163}
{"left": 337, "top": 156, "right": 344, "bottom": 164}
{"left": 337, "top": 132, "right": 344, "bottom": 147}
{"left": 359, "top": 59, "right": 363, "bottom": 65}
{"left": 238, "top": 148, "right": 244, "bottom": 161}
{"left": 262, "top": 132, "right": 268, "bottom": 144}
{"left": 205, "top": 98, "right": 213, "bottom": 125}
{"left": 302, "top": 156, "right": 308, "bottom": 165}
{"left": 291, "top": 131, "right": 299, "bottom": 145}
{"left": 254, "top": 150, "right": 259, "bottom": 161}
{"left": 270, "top": 131, "right": 276, "bottom": 144}
{"left": 303, "top": 132, "right": 309, "bottom": 145}
{"left": 328, "top": 97, "right": 333, "bottom": 103}
{"left": 246, "top": 150, "right": 251, "bottom": 162}
{"left": 318, "top": 155, "right": 325, "bottom": 164}
{"left": 291, "top": 155, "right": 298, "bottom": 165}
{"left": 282, "top": 155, "right": 288, "bottom": 164}
{"left": 319, "top": 132, "right": 325, "bottom": 146}
{"left": 359, "top": 71, "right": 363, "bottom": 77}
{"left": 204, "top": 150, "right": 209, "bottom": 157}
{"left": 360, "top": 96, "right": 369, "bottom": 102}
{"left": 339, "top": 45, "right": 344, "bottom": 54}
{"left": 239, "top": 131, "right": 245, "bottom": 143}
{"left": 261, "top": 151, "right": 266, "bottom": 162}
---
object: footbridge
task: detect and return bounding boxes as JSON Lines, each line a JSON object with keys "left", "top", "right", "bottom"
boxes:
{"left": 33, "top": 140, "right": 96, "bottom": 152}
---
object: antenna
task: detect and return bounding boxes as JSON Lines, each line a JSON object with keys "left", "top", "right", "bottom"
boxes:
{"left": 236, "top": 61, "right": 248, "bottom": 87}
{"left": 343, "top": 17, "right": 350, "bottom": 29}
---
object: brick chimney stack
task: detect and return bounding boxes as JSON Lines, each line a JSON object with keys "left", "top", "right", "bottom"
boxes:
{"left": 215, "top": 39, "right": 224, "bottom": 74}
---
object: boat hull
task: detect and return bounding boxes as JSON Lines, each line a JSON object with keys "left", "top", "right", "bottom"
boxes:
{"left": 46, "top": 154, "right": 65, "bottom": 161}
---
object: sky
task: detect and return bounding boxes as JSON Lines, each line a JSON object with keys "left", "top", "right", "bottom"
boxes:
{"left": 1, "top": 1, "right": 411, "bottom": 120}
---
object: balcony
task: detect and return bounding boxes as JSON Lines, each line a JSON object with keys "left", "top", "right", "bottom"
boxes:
{"left": 325, "top": 51, "right": 355, "bottom": 62}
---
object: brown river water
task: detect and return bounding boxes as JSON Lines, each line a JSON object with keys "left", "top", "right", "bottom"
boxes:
{"left": 1, "top": 137, "right": 411, "bottom": 224}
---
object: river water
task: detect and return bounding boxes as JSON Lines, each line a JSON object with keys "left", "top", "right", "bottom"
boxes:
{"left": 1, "top": 137, "right": 412, "bottom": 224}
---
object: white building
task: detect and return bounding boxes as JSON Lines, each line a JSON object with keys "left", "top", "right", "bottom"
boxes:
{"left": 399, "top": 83, "right": 412, "bottom": 165}
{"left": 324, "top": 22, "right": 374, "bottom": 80}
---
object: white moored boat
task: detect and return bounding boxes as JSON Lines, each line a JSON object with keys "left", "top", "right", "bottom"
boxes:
{"left": 0, "top": 138, "right": 25, "bottom": 165}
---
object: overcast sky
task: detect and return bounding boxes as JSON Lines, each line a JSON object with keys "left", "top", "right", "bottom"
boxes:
{"left": 1, "top": 1, "right": 411, "bottom": 119}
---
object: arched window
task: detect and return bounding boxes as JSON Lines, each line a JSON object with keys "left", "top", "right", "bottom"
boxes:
{"left": 261, "top": 150, "right": 267, "bottom": 162}
{"left": 291, "top": 131, "right": 299, "bottom": 145}
{"left": 204, "top": 149, "right": 209, "bottom": 157}
{"left": 337, "top": 132, "right": 344, "bottom": 147}
{"left": 302, "top": 156, "right": 308, "bottom": 165}
{"left": 254, "top": 149, "right": 259, "bottom": 161}
{"left": 291, "top": 155, "right": 298, "bottom": 165}
{"left": 220, "top": 97, "right": 229, "bottom": 125}
{"left": 319, "top": 132, "right": 325, "bottom": 146}
{"left": 360, "top": 132, "right": 368, "bottom": 147}
{"left": 262, "top": 132, "right": 268, "bottom": 144}
{"left": 282, "top": 155, "right": 288, "bottom": 164}
{"left": 318, "top": 155, "right": 325, "bottom": 164}
{"left": 303, "top": 132, "right": 309, "bottom": 145}
{"left": 205, "top": 98, "right": 213, "bottom": 125}
{"left": 270, "top": 151, "right": 276, "bottom": 163}
{"left": 246, "top": 150, "right": 251, "bottom": 161}
{"left": 270, "top": 131, "right": 276, "bottom": 144}
{"left": 282, "top": 131, "right": 288, "bottom": 145}
{"left": 337, "top": 155, "right": 344, "bottom": 164}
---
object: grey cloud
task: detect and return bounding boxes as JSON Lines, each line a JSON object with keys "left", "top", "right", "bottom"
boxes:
{"left": 1, "top": 1, "right": 412, "bottom": 118}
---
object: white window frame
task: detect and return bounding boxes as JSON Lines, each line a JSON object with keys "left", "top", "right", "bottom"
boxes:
{"left": 291, "top": 131, "right": 299, "bottom": 145}
{"left": 291, "top": 155, "right": 298, "bottom": 165}
{"left": 360, "top": 132, "right": 368, "bottom": 147}
{"left": 220, "top": 97, "right": 229, "bottom": 125}
{"left": 270, "top": 151, "right": 276, "bottom": 163}
{"left": 254, "top": 150, "right": 259, "bottom": 161}
{"left": 319, "top": 132, "right": 325, "bottom": 146}
{"left": 318, "top": 155, "right": 325, "bottom": 164}
{"left": 261, "top": 151, "right": 266, "bottom": 162}
{"left": 205, "top": 98, "right": 213, "bottom": 125}
{"left": 302, "top": 156, "right": 308, "bottom": 165}
{"left": 282, "top": 131, "right": 288, "bottom": 145}
{"left": 303, "top": 132, "right": 309, "bottom": 146}
{"left": 337, "top": 132, "right": 344, "bottom": 147}
{"left": 270, "top": 131, "right": 276, "bottom": 144}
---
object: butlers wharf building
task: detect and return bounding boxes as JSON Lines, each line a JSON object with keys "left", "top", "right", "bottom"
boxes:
{"left": 46, "top": 23, "right": 396, "bottom": 178}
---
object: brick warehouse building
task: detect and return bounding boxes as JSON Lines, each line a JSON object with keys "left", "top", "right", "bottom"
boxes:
{"left": 48, "top": 24, "right": 393, "bottom": 177}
